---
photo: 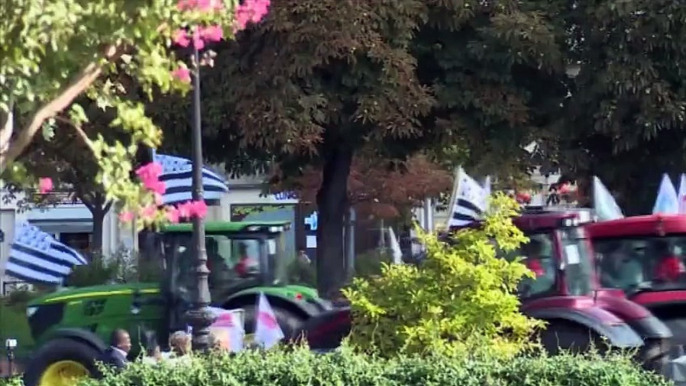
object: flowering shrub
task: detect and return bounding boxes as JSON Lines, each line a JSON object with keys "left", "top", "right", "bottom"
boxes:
{"left": 1, "top": 0, "right": 270, "bottom": 225}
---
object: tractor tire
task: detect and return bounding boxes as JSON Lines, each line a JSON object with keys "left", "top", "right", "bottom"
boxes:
{"left": 242, "top": 304, "right": 305, "bottom": 341}
{"left": 638, "top": 338, "right": 670, "bottom": 374}
{"left": 23, "top": 338, "right": 101, "bottom": 386}
{"left": 539, "top": 320, "right": 604, "bottom": 356}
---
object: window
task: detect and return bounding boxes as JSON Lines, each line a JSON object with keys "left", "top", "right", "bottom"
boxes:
{"left": 174, "top": 235, "right": 263, "bottom": 295}
{"left": 500, "top": 233, "right": 557, "bottom": 297}
{"left": 560, "top": 229, "right": 593, "bottom": 296}
{"left": 595, "top": 235, "right": 686, "bottom": 293}
{"left": 58, "top": 233, "right": 91, "bottom": 255}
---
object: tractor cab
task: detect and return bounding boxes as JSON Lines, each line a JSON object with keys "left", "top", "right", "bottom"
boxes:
{"left": 444, "top": 207, "right": 596, "bottom": 299}
{"left": 587, "top": 214, "right": 686, "bottom": 346}
{"left": 157, "top": 221, "right": 293, "bottom": 303}
{"left": 148, "top": 220, "right": 327, "bottom": 341}
{"left": 505, "top": 207, "right": 596, "bottom": 299}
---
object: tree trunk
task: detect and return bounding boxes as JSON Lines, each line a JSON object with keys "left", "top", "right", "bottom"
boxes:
{"left": 316, "top": 146, "right": 353, "bottom": 299}
{"left": 91, "top": 207, "right": 105, "bottom": 258}
{"left": 82, "top": 192, "right": 111, "bottom": 259}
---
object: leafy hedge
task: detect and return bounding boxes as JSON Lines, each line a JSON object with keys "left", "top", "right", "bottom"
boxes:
{"left": 69, "top": 347, "right": 668, "bottom": 386}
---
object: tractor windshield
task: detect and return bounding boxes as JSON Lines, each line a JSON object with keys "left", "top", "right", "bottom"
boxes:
{"left": 595, "top": 235, "right": 686, "bottom": 294}
{"left": 500, "top": 227, "right": 593, "bottom": 297}
{"left": 510, "top": 233, "right": 557, "bottom": 297}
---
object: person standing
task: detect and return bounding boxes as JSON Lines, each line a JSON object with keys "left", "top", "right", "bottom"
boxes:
{"left": 100, "top": 329, "right": 131, "bottom": 370}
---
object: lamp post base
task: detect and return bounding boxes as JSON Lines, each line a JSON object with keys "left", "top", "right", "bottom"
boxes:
{"left": 184, "top": 307, "right": 216, "bottom": 351}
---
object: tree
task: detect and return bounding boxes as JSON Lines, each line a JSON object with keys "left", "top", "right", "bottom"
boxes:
{"left": 271, "top": 154, "right": 453, "bottom": 220}
{"left": 192, "top": 0, "right": 434, "bottom": 297}
{"left": 18, "top": 110, "right": 129, "bottom": 255}
{"left": 542, "top": 0, "right": 686, "bottom": 214}
{"left": 0, "top": 0, "right": 239, "bottom": 216}
{"left": 153, "top": 0, "right": 567, "bottom": 297}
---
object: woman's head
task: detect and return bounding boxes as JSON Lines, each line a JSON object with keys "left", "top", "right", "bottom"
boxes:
{"left": 169, "top": 331, "right": 191, "bottom": 355}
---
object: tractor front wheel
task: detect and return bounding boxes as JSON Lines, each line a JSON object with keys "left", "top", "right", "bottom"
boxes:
{"left": 539, "top": 320, "right": 604, "bottom": 355}
{"left": 23, "top": 338, "right": 101, "bottom": 386}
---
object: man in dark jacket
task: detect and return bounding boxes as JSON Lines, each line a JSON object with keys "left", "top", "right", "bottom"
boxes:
{"left": 100, "top": 329, "right": 131, "bottom": 370}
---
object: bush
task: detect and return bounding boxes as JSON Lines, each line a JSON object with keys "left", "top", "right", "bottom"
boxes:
{"left": 72, "top": 348, "right": 668, "bottom": 386}
{"left": 354, "top": 249, "right": 393, "bottom": 279}
{"left": 343, "top": 193, "right": 541, "bottom": 359}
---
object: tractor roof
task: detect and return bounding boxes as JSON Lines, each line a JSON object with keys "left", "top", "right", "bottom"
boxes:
{"left": 162, "top": 221, "right": 291, "bottom": 233}
{"left": 587, "top": 214, "right": 686, "bottom": 238}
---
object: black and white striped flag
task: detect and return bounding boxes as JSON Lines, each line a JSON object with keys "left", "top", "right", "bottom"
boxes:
{"left": 446, "top": 168, "right": 489, "bottom": 228}
{"left": 5, "top": 223, "right": 87, "bottom": 285}
{"left": 154, "top": 153, "right": 229, "bottom": 205}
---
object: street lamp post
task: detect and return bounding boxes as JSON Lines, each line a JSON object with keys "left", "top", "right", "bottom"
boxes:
{"left": 185, "top": 44, "right": 214, "bottom": 351}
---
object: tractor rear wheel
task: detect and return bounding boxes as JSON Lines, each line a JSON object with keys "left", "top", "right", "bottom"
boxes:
{"left": 23, "top": 338, "right": 101, "bottom": 386}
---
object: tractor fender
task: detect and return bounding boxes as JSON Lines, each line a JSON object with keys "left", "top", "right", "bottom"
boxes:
{"left": 527, "top": 307, "right": 644, "bottom": 349}
{"left": 47, "top": 328, "right": 107, "bottom": 354}
{"left": 222, "top": 293, "right": 315, "bottom": 319}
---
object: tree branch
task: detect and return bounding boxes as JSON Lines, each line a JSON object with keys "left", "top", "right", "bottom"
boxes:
{"left": 53, "top": 116, "right": 97, "bottom": 153}
{"left": 0, "top": 44, "right": 123, "bottom": 173}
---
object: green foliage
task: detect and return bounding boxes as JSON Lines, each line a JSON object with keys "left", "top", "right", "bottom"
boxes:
{"left": 343, "top": 194, "right": 540, "bottom": 359}
{"left": 72, "top": 347, "right": 668, "bottom": 386}
{"left": 537, "top": 0, "right": 686, "bottom": 213}
{"left": 0, "top": 0, "right": 239, "bottom": 225}
{"left": 354, "top": 249, "right": 393, "bottom": 279}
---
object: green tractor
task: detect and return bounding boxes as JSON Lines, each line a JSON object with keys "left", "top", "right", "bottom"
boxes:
{"left": 22, "top": 220, "right": 329, "bottom": 386}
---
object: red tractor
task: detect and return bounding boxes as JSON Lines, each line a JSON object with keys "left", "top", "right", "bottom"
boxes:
{"left": 298, "top": 208, "right": 672, "bottom": 372}
{"left": 587, "top": 214, "right": 686, "bottom": 350}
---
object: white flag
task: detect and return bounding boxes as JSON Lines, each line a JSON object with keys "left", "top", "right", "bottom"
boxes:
{"left": 387, "top": 227, "right": 403, "bottom": 264}
{"left": 678, "top": 174, "right": 686, "bottom": 214}
{"left": 592, "top": 176, "right": 624, "bottom": 221}
{"left": 653, "top": 174, "right": 679, "bottom": 215}
{"left": 446, "top": 168, "right": 488, "bottom": 228}
{"left": 483, "top": 176, "right": 492, "bottom": 197}
{"left": 254, "top": 293, "right": 284, "bottom": 349}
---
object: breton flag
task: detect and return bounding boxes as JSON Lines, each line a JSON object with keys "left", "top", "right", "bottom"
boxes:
{"left": 446, "top": 167, "right": 489, "bottom": 228}
{"left": 653, "top": 173, "right": 679, "bottom": 215}
{"left": 592, "top": 176, "right": 624, "bottom": 221}
{"left": 4, "top": 223, "right": 87, "bottom": 285}
{"left": 154, "top": 152, "right": 229, "bottom": 205}
{"left": 678, "top": 174, "right": 686, "bottom": 214}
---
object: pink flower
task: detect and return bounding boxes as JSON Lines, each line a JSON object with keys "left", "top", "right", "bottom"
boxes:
{"left": 186, "top": 26, "right": 206, "bottom": 50}
{"left": 154, "top": 193, "right": 164, "bottom": 206}
{"left": 146, "top": 180, "right": 166, "bottom": 195}
{"left": 189, "top": 200, "right": 208, "bottom": 219}
{"left": 176, "top": 202, "right": 194, "bottom": 219}
{"left": 140, "top": 204, "right": 157, "bottom": 221}
{"left": 178, "top": 0, "right": 223, "bottom": 12}
{"left": 234, "top": 0, "right": 270, "bottom": 32}
{"left": 199, "top": 25, "right": 223, "bottom": 42}
{"left": 166, "top": 207, "right": 180, "bottom": 223}
{"left": 119, "top": 211, "right": 134, "bottom": 223}
{"left": 196, "top": 0, "right": 224, "bottom": 11}
{"left": 173, "top": 29, "right": 191, "bottom": 47}
{"left": 38, "top": 178, "right": 53, "bottom": 194}
{"left": 136, "top": 162, "right": 162, "bottom": 183}
{"left": 177, "top": 0, "right": 197, "bottom": 11}
{"left": 172, "top": 66, "right": 191, "bottom": 83}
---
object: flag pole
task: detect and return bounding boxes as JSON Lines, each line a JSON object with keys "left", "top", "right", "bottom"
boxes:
{"left": 444, "top": 167, "right": 462, "bottom": 230}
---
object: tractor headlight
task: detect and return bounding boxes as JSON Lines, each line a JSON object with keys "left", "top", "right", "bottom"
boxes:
{"left": 247, "top": 226, "right": 260, "bottom": 231}
{"left": 26, "top": 306, "right": 38, "bottom": 318}
{"left": 268, "top": 226, "right": 283, "bottom": 233}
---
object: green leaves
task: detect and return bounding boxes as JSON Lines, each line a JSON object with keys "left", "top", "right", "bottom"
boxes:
{"left": 1, "top": 0, "right": 239, "bottom": 217}
{"left": 344, "top": 193, "right": 540, "bottom": 360}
